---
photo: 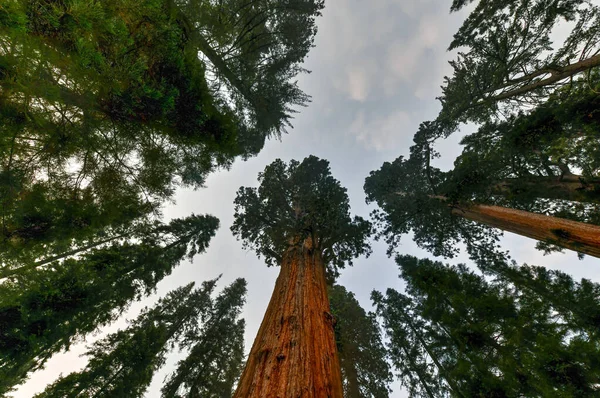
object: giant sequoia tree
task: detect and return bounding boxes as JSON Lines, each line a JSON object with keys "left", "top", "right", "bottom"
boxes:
{"left": 373, "top": 255, "right": 600, "bottom": 397}
{"left": 0, "top": 214, "right": 218, "bottom": 393}
{"left": 364, "top": 140, "right": 600, "bottom": 265}
{"left": 231, "top": 156, "right": 372, "bottom": 397}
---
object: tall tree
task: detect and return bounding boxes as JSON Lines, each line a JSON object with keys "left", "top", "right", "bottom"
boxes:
{"left": 161, "top": 278, "right": 247, "bottom": 398}
{"left": 2, "top": 0, "right": 318, "bottom": 266}
{"left": 328, "top": 284, "right": 392, "bottom": 398}
{"left": 231, "top": 156, "right": 372, "bottom": 397}
{"left": 364, "top": 150, "right": 600, "bottom": 264}
{"left": 37, "top": 277, "right": 246, "bottom": 397}
{"left": 170, "top": 0, "right": 324, "bottom": 138}
{"left": 439, "top": 0, "right": 600, "bottom": 131}
{"left": 34, "top": 281, "right": 212, "bottom": 398}
{"left": 0, "top": 214, "right": 218, "bottom": 393}
{"left": 373, "top": 255, "right": 600, "bottom": 397}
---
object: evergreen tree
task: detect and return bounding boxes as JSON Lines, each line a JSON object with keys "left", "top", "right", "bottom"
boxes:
{"left": 364, "top": 140, "right": 600, "bottom": 264}
{"left": 161, "top": 278, "right": 247, "bottom": 398}
{"left": 0, "top": 214, "right": 218, "bottom": 393}
{"left": 1, "top": 0, "right": 322, "bottom": 266}
{"left": 373, "top": 255, "right": 600, "bottom": 397}
{"left": 328, "top": 284, "right": 392, "bottom": 398}
{"left": 37, "top": 277, "right": 246, "bottom": 398}
{"left": 439, "top": 0, "right": 600, "bottom": 132}
{"left": 231, "top": 156, "right": 372, "bottom": 397}
{"left": 451, "top": 80, "right": 600, "bottom": 212}
{"left": 170, "top": 0, "right": 325, "bottom": 138}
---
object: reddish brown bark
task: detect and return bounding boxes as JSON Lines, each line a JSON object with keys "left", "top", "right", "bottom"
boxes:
{"left": 233, "top": 240, "right": 343, "bottom": 398}
{"left": 452, "top": 203, "right": 600, "bottom": 258}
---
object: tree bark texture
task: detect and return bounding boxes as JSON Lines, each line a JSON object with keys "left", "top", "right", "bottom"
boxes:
{"left": 233, "top": 241, "right": 343, "bottom": 398}
{"left": 452, "top": 203, "right": 600, "bottom": 258}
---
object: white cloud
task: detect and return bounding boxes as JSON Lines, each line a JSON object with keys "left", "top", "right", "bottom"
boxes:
{"left": 350, "top": 109, "right": 413, "bottom": 151}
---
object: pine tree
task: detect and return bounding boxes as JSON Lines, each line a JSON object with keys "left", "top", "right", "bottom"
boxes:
{"left": 373, "top": 255, "right": 600, "bottom": 397}
{"left": 231, "top": 156, "right": 372, "bottom": 397}
{"left": 439, "top": 0, "right": 600, "bottom": 132}
{"left": 36, "top": 277, "right": 246, "bottom": 397}
{"left": 161, "top": 278, "right": 247, "bottom": 398}
{"left": 0, "top": 214, "right": 218, "bottom": 393}
{"left": 328, "top": 285, "right": 392, "bottom": 398}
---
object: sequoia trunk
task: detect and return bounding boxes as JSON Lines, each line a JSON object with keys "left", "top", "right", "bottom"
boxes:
{"left": 233, "top": 241, "right": 343, "bottom": 397}
{"left": 452, "top": 203, "right": 600, "bottom": 258}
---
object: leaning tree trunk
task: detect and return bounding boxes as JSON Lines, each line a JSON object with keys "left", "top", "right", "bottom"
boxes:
{"left": 452, "top": 203, "right": 600, "bottom": 258}
{"left": 233, "top": 240, "right": 343, "bottom": 398}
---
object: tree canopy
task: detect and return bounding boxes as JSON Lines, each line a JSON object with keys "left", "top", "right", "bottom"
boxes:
{"left": 171, "top": 0, "right": 324, "bottom": 138}
{"left": 37, "top": 277, "right": 246, "bottom": 398}
{"left": 329, "top": 284, "right": 392, "bottom": 398}
{"left": 373, "top": 255, "right": 600, "bottom": 397}
{"left": 439, "top": 0, "right": 600, "bottom": 132}
{"left": 232, "top": 155, "right": 372, "bottom": 278}
{"left": 0, "top": 214, "right": 218, "bottom": 393}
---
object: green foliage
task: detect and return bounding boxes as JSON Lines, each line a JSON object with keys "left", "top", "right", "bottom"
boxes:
{"left": 173, "top": 0, "right": 324, "bottom": 138}
{"left": 0, "top": 214, "right": 218, "bottom": 393}
{"left": 373, "top": 255, "right": 600, "bottom": 397}
{"left": 364, "top": 150, "right": 506, "bottom": 265}
{"left": 36, "top": 277, "right": 245, "bottom": 398}
{"left": 232, "top": 156, "right": 372, "bottom": 278}
{"left": 161, "top": 278, "right": 247, "bottom": 398}
{"left": 439, "top": 0, "right": 600, "bottom": 131}
{"left": 0, "top": 0, "right": 264, "bottom": 272}
{"left": 329, "top": 285, "right": 392, "bottom": 398}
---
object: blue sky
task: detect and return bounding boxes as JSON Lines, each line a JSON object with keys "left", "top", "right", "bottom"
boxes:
{"left": 13, "top": 1, "right": 600, "bottom": 397}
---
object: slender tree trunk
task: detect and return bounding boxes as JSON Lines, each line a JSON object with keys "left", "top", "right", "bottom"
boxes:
{"left": 398, "top": 306, "right": 465, "bottom": 398}
{"left": 399, "top": 344, "right": 436, "bottom": 398}
{"left": 492, "top": 175, "right": 600, "bottom": 203}
{"left": 0, "top": 233, "right": 127, "bottom": 279}
{"left": 233, "top": 240, "right": 343, "bottom": 398}
{"left": 451, "top": 202, "right": 600, "bottom": 258}
{"left": 343, "top": 358, "right": 361, "bottom": 398}
{"left": 171, "top": 5, "right": 256, "bottom": 108}
{"left": 491, "top": 54, "right": 600, "bottom": 101}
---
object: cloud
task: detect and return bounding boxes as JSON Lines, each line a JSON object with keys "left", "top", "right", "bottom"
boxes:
{"left": 350, "top": 109, "right": 413, "bottom": 151}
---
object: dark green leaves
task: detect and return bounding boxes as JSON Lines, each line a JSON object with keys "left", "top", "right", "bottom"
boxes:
{"left": 329, "top": 285, "right": 392, "bottom": 398}
{"left": 232, "top": 156, "right": 371, "bottom": 278}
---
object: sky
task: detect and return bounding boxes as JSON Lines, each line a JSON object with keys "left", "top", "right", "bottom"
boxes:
{"left": 13, "top": 0, "right": 600, "bottom": 397}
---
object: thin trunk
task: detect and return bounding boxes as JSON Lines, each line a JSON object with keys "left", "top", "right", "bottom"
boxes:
{"left": 492, "top": 175, "right": 600, "bottom": 203}
{"left": 172, "top": 6, "right": 256, "bottom": 109}
{"left": 451, "top": 202, "right": 600, "bottom": 258}
{"left": 491, "top": 54, "right": 600, "bottom": 102}
{"left": 398, "top": 306, "right": 466, "bottom": 398}
{"left": 343, "top": 357, "right": 361, "bottom": 398}
{"left": 233, "top": 239, "right": 343, "bottom": 397}
{"left": 399, "top": 344, "right": 436, "bottom": 398}
{"left": 0, "top": 233, "right": 127, "bottom": 279}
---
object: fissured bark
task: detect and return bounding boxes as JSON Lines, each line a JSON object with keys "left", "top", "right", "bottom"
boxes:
{"left": 233, "top": 240, "right": 343, "bottom": 398}
{"left": 452, "top": 203, "right": 600, "bottom": 258}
